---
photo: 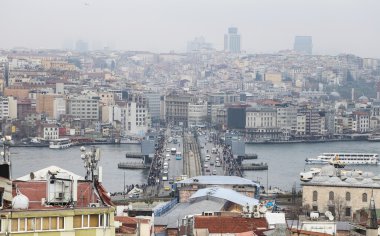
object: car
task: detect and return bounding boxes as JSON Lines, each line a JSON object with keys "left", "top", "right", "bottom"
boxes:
{"left": 164, "top": 186, "right": 171, "bottom": 191}
{"left": 169, "top": 178, "right": 174, "bottom": 184}
{"left": 166, "top": 148, "right": 170, "bottom": 152}
{"left": 176, "top": 176, "right": 182, "bottom": 181}
{"left": 212, "top": 170, "right": 217, "bottom": 175}
{"left": 163, "top": 170, "right": 168, "bottom": 174}
{"left": 216, "top": 161, "right": 221, "bottom": 167}
{"left": 204, "top": 164, "right": 209, "bottom": 168}
{"left": 210, "top": 162, "right": 214, "bottom": 166}
{"left": 205, "top": 169, "right": 210, "bottom": 173}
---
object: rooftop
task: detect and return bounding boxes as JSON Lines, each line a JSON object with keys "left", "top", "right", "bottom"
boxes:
{"left": 178, "top": 175, "right": 259, "bottom": 187}
{"left": 189, "top": 187, "right": 259, "bottom": 207}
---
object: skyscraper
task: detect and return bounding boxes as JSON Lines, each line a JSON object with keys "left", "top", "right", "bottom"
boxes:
{"left": 75, "top": 40, "right": 89, "bottom": 52}
{"left": 294, "top": 36, "right": 312, "bottom": 55}
{"left": 224, "top": 27, "right": 241, "bottom": 53}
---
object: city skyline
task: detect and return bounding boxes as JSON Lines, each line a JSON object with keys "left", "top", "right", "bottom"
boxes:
{"left": 1, "top": 0, "right": 380, "bottom": 58}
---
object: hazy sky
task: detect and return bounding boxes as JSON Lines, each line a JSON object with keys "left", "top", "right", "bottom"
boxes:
{"left": 1, "top": 0, "right": 379, "bottom": 58}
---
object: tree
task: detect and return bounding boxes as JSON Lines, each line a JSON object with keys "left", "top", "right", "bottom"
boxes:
{"left": 333, "top": 195, "right": 347, "bottom": 221}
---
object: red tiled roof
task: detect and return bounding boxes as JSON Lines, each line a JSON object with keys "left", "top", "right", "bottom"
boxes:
{"left": 194, "top": 216, "right": 268, "bottom": 234}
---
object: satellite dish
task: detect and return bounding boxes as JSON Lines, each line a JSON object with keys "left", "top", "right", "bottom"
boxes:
{"left": 325, "top": 211, "right": 332, "bottom": 218}
{"left": 329, "top": 215, "right": 334, "bottom": 221}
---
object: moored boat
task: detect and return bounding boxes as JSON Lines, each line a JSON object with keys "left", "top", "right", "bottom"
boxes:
{"left": 306, "top": 153, "right": 379, "bottom": 165}
{"left": 49, "top": 138, "right": 72, "bottom": 149}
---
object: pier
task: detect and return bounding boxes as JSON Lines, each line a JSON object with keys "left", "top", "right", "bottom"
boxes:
{"left": 241, "top": 162, "right": 268, "bottom": 170}
{"left": 125, "top": 152, "right": 145, "bottom": 159}
{"left": 118, "top": 162, "right": 149, "bottom": 169}
{"left": 243, "top": 153, "right": 258, "bottom": 159}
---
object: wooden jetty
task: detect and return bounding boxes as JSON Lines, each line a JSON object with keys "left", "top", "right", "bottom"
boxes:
{"left": 241, "top": 163, "right": 268, "bottom": 170}
{"left": 118, "top": 162, "right": 149, "bottom": 169}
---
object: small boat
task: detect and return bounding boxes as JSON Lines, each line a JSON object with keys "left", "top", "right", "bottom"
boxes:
{"left": 49, "top": 138, "right": 72, "bottom": 149}
{"left": 368, "top": 134, "right": 380, "bottom": 141}
{"left": 300, "top": 168, "right": 321, "bottom": 182}
{"left": 119, "top": 137, "right": 140, "bottom": 144}
{"left": 306, "top": 153, "right": 379, "bottom": 165}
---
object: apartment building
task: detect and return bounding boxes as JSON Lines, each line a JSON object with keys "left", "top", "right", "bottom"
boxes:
{"left": 276, "top": 103, "right": 297, "bottom": 133}
{"left": 0, "top": 96, "right": 17, "bottom": 120}
{"left": 165, "top": 92, "right": 194, "bottom": 127}
{"left": 188, "top": 101, "right": 208, "bottom": 127}
{"left": 67, "top": 96, "right": 99, "bottom": 120}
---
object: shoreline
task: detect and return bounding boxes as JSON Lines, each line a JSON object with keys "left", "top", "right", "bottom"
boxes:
{"left": 245, "top": 138, "right": 373, "bottom": 144}
{"left": 10, "top": 141, "right": 141, "bottom": 148}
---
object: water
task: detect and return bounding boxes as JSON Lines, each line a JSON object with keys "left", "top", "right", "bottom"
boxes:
{"left": 11, "top": 144, "right": 144, "bottom": 193}
{"left": 10, "top": 141, "right": 380, "bottom": 193}
{"left": 244, "top": 141, "right": 380, "bottom": 191}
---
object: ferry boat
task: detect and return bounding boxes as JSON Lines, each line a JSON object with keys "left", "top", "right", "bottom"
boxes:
{"left": 368, "top": 134, "right": 380, "bottom": 142}
{"left": 49, "top": 138, "right": 72, "bottom": 149}
{"left": 306, "top": 153, "right": 379, "bottom": 165}
{"left": 119, "top": 137, "right": 140, "bottom": 144}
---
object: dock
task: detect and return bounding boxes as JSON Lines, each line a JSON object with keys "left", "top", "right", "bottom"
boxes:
{"left": 241, "top": 162, "right": 268, "bottom": 170}
{"left": 125, "top": 152, "right": 144, "bottom": 158}
{"left": 118, "top": 162, "right": 149, "bottom": 169}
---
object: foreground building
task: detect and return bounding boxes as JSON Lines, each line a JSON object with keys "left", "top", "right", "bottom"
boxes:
{"left": 0, "top": 145, "right": 115, "bottom": 236}
{"left": 302, "top": 165, "right": 380, "bottom": 220}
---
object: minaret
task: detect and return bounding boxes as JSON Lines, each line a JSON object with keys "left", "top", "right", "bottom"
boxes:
{"left": 366, "top": 192, "right": 378, "bottom": 236}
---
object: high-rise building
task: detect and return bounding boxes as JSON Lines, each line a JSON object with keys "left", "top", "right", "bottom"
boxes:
{"left": 224, "top": 27, "right": 241, "bottom": 53}
{"left": 75, "top": 40, "right": 88, "bottom": 52}
{"left": 294, "top": 36, "right": 312, "bottom": 55}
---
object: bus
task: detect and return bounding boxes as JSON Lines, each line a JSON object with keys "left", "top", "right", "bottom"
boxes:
{"left": 171, "top": 148, "right": 177, "bottom": 155}
{"left": 176, "top": 152, "right": 182, "bottom": 160}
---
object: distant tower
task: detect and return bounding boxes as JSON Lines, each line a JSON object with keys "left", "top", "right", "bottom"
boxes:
{"left": 4, "top": 62, "right": 9, "bottom": 87}
{"left": 224, "top": 27, "right": 241, "bottom": 53}
{"left": 376, "top": 82, "right": 380, "bottom": 100}
{"left": 366, "top": 193, "right": 378, "bottom": 236}
{"left": 294, "top": 36, "right": 312, "bottom": 55}
{"left": 351, "top": 88, "right": 355, "bottom": 101}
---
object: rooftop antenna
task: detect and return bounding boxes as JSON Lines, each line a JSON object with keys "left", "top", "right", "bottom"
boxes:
{"left": 0, "top": 136, "right": 12, "bottom": 179}
{"left": 80, "top": 146, "right": 100, "bottom": 182}
{"left": 80, "top": 146, "right": 104, "bottom": 205}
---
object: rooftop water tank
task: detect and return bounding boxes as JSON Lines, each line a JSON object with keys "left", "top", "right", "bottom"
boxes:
{"left": 12, "top": 192, "right": 29, "bottom": 210}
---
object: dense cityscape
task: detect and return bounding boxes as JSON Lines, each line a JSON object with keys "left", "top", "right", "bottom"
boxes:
{"left": 1, "top": 1, "right": 380, "bottom": 236}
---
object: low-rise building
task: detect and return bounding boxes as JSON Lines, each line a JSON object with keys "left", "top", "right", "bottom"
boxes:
{"left": 302, "top": 165, "right": 380, "bottom": 220}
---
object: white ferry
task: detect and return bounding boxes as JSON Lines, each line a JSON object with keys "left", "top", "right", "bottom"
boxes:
{"left": 49, "top": 138, "right": 72, "bottom": 149}
{"left": 306, "top": 153, "right": 379, "bottom": 165}
{"left": 368, "top": 134, "right": 380, "bottom": 142}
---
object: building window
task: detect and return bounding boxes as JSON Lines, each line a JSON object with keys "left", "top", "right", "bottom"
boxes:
{"left": 313, "top": 191, "right": 318, "bottom": 201}
{"left": 346, "top": 192, "right": 351, "bottom": 201}
{"left": 345, "top": 207, "right": 351, "bottom": 217}
{"left": 329, "top": 191, "right": 334, "bottom": 201}
{"left": 362, "top": 193, "right": 368, "bottom": 202}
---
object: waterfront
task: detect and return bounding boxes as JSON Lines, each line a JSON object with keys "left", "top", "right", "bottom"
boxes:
{"left": 10, "top": 141, "right": 380, "bottom": 193}
{"left": 11, "top": 144, "right": 143, "bottom": 193}
{"left": 244, "top": 141, "right": 380, "bottom": 191}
